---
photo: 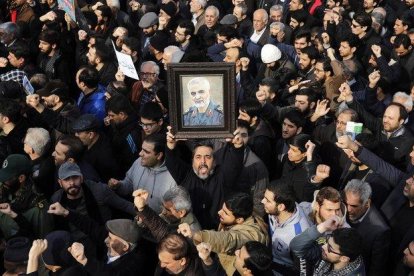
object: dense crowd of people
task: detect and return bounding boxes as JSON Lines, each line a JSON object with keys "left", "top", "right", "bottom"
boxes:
{"left": 0, "top": 0, "right": 413, "bottom": 274}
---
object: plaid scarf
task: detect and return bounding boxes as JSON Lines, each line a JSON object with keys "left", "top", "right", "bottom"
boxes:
{"left": 313, "top": 255, "right": 364, "bottom": 276}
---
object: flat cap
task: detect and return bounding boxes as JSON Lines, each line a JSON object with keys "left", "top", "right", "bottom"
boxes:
{"left": 71, "top": 114, "right": 99, "bottom": 132}
{"left": 58, "top": 161, "right": 82, "bottom": 180}
{"left": 106, "top": 219, "right": 141, "bottom": 244}
{"left": 139, "top": 12, "right": 158, "bottom": 28}
{"left": 220, "top": 14, "right": 238, "bottom": 25}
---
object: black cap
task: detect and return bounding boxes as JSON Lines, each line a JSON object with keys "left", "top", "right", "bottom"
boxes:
{"left": 36, "top": 80, "right": 69, "bottom": 99}
{"left": 4, "top": 237, "right": 31, "bottom": 263}
{"left": 71, "top": 114, "right": 99, "bottom": 132}
{"left": 150, "top": 32, "right": 170, "bottom": 52}
{"left": 42, "top": 231, "right": 73, "bottom": 267}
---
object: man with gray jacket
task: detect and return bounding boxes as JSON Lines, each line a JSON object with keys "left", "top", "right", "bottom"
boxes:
{"left": 108, "top": 133, "right": 176, "bottom": 214}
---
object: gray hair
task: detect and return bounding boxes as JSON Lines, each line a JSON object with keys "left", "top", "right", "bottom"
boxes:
{"left": 338, "top": 108, "right": 358, "bottom": 121}
{"left": 393, "top": 92, "right": 413, "bottom": 110}
{"left": 254, "top": 9, "right": 269, "bottom": 23}
{"left": 270, "top": 21, "right": 285, "bottom": 32}
{"left": 187, "top": 77, "right": 210, "bottom": 92}
{"left": 140, "top": 61, "right": 160, "bottom": 76}
{"left": 270, "top": 4, "right": 283, "bottom": 13}
{"left": 235, "top": 3, "right": 248, "bottom": 15}
{"left": 371, "top": 11, "right": 385, "bottom": 27}
{"left": 162, "top": 186, "right": 192, "bottom": 212}
{"left": 205, "top": 5, "right": 219, "bottom": 18}
{"left": 196, "top": 0, "right": 207, "bottom": 9}
{"left": 106, "top": 0, "right": 120, "bottom": 9}
{"left": 24, "top": 128, "right": 51, "bottom": 156}
{"left": 164, "top": 46, "right": 184, "bottom": 63}
{"left": 344, "top": 179, "right": 372, "bottom": 205}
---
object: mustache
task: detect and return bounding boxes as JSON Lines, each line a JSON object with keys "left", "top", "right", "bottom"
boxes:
{"left": 198, "top": 164, "right": 208, "bottom": 170}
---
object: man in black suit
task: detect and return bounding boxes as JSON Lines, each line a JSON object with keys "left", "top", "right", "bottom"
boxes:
{"left": 337, "top": 134, "right": 414, "bottom": 269}
{"left": 343, "top": 179, "right": 391, "bottom": 276}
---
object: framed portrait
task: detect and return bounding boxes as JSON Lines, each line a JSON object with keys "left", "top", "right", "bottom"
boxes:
{"left": 167, "top": 62, "right": 236, "bottom": 139}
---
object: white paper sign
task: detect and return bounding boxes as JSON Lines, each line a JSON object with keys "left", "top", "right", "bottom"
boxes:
{"left": 112, "top": 42, "right": 139, "bottom": 80}
{"left": 22, "top": 75, "right": 34, "bottom": 95}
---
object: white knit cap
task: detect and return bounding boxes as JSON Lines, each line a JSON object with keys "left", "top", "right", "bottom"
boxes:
{"left": 261, "top": 44, "right": 282, "bottom": 64}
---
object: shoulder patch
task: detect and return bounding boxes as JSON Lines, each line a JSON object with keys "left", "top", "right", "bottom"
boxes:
{"left": 215, "top": 105, "right": 223, "bottom": 113}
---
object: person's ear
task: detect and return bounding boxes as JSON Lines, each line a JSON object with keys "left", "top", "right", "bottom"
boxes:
{"left": 156, "top": 152, "right": 164, "bottom": 161}
{"left": 58, "top": 179, "right": 63, "bottom": 188}
{"left": 18, "top": 174, "right": 26, "bottom": 184}
{"left": 235, "top": 217, "right": 245, "bottom": 224}
{"left": 351, "top": 46, "right": 356, "bottom": 53}
{"left": 296, "top": 126, "right": 303, "bottom": 134}
{"left": 310, "top": 101, "right": 316, "bottom": 109}
{"left": 177, "top": 209, "right": 187, "bottom": 218}
{"left": 179, "top": 257, "right": 187, "bottom": 267}
{"left": 299, "top": 22, "right": 304, "bottom": 27}
{"left": 251, "top": 116, "right": 258, "bottom": 125}
{"left": 119, "top": 111, "right": 127, "bottom": 120}
{"left": 339, "top": 255, "right": 350, "bottom": 263}
{"left": 365, "top": 198, "right": 371, "bottom": 209}
{"left": 277, "top": 203, "right": 286, "bottom": 212}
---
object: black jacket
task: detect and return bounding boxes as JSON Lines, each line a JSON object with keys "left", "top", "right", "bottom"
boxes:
{"left": 107, "top": 114, "right": 141, "bottom": 174}
{"left": 65, "top": 211, "right": 151, "bottom": 276}
{"left": 272, "top": 158, "right": 318, "bottom": 203}
{"left": 348, "top": 99, "right": 414, "bottom": 170}
{"left": 355, "top": 146, "right": 414, "bottom": 261}
{"left": 51, "top": 180, "right": 135, "bottom": 225}
{"left": 83, "top": 134, "right": 123, "bottom": 181}
{"left": 165, "top": 143, "right": 244, "bottom": 230}
{"left": 348, "top": 206, "right": 391, "bottom": 276}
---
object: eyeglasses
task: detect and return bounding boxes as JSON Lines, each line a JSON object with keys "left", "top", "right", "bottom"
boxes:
{"left": 139, "top": 121, "right": 157, "bottom": 129}
{"left": 326, "top": 236, "right": 342, "bottom": 255}
{"left": 139, "top": 72, "right": 157, "bottom": 77}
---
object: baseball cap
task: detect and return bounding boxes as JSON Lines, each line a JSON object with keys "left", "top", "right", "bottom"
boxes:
{"left": 0, "top": 154, "right": 32, "bottom": 182}
{"left": 58, "top": 162, "right": 82, "bottom": 180}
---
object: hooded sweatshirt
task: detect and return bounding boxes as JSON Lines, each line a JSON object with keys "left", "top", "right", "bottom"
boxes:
{"left": 117, "top": 158, "right": 176, "bottom": 214}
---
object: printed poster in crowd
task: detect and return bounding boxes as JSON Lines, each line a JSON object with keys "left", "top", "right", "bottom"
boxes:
{"left": 112, "top": 42, "right": 139, "bottom": 80}
{"left": 58, "top": 0, "right": 76, "bottom": 22}
{"left": 22, "top": 75, "right": 34, "bottom": 95}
